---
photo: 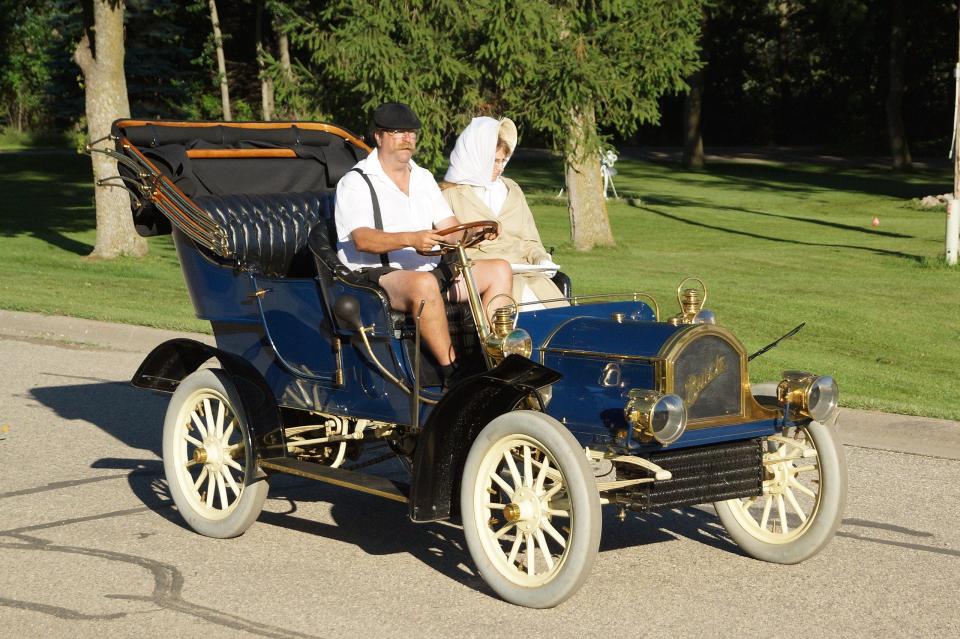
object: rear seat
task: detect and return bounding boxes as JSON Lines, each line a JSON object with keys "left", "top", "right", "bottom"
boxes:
{"left": 193, "top": 191, "right": 333, "bottom": 277}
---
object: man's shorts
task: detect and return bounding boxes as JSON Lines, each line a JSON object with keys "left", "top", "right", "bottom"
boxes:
{"left": 355, "top": 256, "right": 457, "bottom": 294}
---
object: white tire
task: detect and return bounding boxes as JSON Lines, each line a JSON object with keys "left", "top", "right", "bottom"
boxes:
{"left": 162, "top": 369, "right": 268, "bottom": 538}
{"left": 714, "top": 420, "right": 846, "bottom": 563}
{"left": 460, "top": 411, "right": 601, "bottom": 608}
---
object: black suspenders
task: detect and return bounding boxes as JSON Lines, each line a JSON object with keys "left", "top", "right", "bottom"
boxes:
{"left": 350, "top": 168, "right": 390, "bottom": 268}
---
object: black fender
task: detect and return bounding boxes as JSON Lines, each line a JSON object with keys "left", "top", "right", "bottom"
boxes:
{"left": 131, "top": 338, "right": 285, "bottom": 463}
{"left": 409, "top": 355, "right": 562, "bottom": 523}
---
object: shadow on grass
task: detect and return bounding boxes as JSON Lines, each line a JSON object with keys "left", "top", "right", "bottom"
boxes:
{"left": 30, "top": 229, "right": 94, "bottom": 254}
{"left": 511, "top": 151, "right": 949, "bottom": 202}
{"left": 699, "top": 162, "right": 948, "bottom": 200}
{"left": 637, "top": 203, "right": 924, "bottom": 263}
{"left": 642, "top": 194, "right": 913, "bottom": 239}
{"left": 0, "top": 152, "right": 96, "bottom": 255}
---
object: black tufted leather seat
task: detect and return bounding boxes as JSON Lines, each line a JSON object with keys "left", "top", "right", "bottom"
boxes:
{"left": 307, "top": 211, "right": 354, "bottom": 282}
{"left": 193, "top": 192, "right": 332, "bottom": 277}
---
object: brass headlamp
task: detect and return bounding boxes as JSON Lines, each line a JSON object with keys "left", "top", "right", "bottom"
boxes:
{"left": 484, "top": 306, "right": 532, "bottom": 362}
{"left": 624, "top": 389, "right": 688, "bottom": 445}
{"left": 777, "top": 370, "right": 839, "bottom": 422}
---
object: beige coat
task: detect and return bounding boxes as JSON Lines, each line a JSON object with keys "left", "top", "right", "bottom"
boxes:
{"left": 442, "top": 178, "right": 568, "bottom": 307}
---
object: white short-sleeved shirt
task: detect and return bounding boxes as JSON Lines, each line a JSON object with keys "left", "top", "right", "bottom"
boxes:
{"left": 335, "top": 148, "right": 453, "bottom": 271}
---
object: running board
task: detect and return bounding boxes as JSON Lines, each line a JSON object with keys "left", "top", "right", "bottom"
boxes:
{"left": 259, "top": 457, "right": 410, "bottom": 503}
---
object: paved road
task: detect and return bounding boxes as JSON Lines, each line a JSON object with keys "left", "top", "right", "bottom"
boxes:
{"left": 1, "top": 313, "right": 958, "bottom": 637}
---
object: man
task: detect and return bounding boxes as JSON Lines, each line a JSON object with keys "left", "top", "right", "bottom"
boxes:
{"left": 335, "top": 102, "right": 512, "bottom": 381}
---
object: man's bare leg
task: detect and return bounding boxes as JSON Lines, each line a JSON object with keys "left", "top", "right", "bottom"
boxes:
{"left": 450, "top": 259, "right": 513, "bottom": 321}
{"left": 378, "top": 270, "right": 454, "bottom": 365}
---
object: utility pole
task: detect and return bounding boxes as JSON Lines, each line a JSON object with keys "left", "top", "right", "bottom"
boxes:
{"left": 949, "top": 3, "right": 960, "bottom": 265}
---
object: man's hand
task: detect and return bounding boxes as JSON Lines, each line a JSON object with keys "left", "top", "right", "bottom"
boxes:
{"left": 408, "top": 229, "right": 446, "bottom": 252}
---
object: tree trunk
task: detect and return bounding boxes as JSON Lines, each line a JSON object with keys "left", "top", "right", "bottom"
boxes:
{"left": 74, "top": 0, "right": 147, "bottom": 259}
{"left": 776, "top": 1, "right": 792, "bottom": 143}
{"left": 886, "top": 0, "right": 912, "bottom": 171}
{"left": 208, "top": 0, "right": 231, "bottom": 121}
{"left": 277, "top": 21, "right": 296, "bottom": 119}
{"left": 261, "top": 77, "right": 275, "bottom": 122}
{"left": 256, "top": 0, "right": 274, "bottom": 121}
{"left": 279, "top": 31, "right": 293, "bottom": 82}
{"left": 565, "top": 105, "right": 614, "bottom": 251}
{"left": 682, "top": 67, "right": 705, "bottom": 169}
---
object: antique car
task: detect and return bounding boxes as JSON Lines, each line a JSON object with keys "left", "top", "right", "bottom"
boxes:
{"left": 103, "top": 119, "right": 846, "bottom": 608}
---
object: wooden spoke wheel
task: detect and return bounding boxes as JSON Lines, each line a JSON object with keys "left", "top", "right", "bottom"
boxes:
{"left": 714, "top": 420, "right": 846, "bottom": 563}
{"left": 163, "top": 369, "right": 268, "bottom": 538}
{"left": 461, "top": 411, "right": 600, "bottom": 608}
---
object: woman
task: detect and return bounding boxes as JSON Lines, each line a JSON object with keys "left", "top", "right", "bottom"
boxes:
{"left": 442, "top": 117, "right": 567, "bottom": 310}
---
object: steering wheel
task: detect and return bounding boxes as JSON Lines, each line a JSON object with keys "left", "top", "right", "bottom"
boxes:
{"left": 417, "top": 221, "right": 500, "bottom": 256}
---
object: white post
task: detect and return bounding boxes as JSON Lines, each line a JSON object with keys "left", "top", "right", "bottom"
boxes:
{"left": 948, "top": 199, "right": 960, "bottom": 265}
{"left": 952, "top": 7, "right": 960, "bottom": 264}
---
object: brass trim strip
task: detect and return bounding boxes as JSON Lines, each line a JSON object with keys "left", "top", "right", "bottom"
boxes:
{"left": 536, "top": 316, "right": 584, "bottom": 365}
{"left": 517, "top": 291, "right": 660, "bottom": 317}
{"left": 685, "top": 413, "right": 769, "bottom": 430}
{"left": 539, "top": 346, "right": 662, "bottom": 363}
{"left": 259, "top": 459, "right": 408, "bottom": 503}
{"left": 114, "top": 119, "right": 372, "bottom": 152}
{"left": 187, "top": 148, "right": 297, "bottom": 159}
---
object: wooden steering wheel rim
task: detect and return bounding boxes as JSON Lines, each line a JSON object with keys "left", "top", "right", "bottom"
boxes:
{"left": 417, "top": 220, "right": 499, "bottom": 256}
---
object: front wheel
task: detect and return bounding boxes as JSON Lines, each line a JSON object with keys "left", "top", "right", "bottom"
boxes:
{"left": 162, "top": 369, "right": 268, "bottom": 538}
{"left": 460, "top": 411, "right": 601, "bottom": 608}
{"left": 714, "top": 420, "right": 846, "bottom": 563}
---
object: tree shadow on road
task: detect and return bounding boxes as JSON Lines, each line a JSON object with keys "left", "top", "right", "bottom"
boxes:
{"left": 257, "top": 475, "right": 489, "bottom": 594}
{"left": 30, "top": 378, "right": 167, "bottom": 457}
{"left": 29, "top": 377, "right": 746, "bottom": 595}
{"left": 598, "top": 504, "right": 740, "bottom": 556}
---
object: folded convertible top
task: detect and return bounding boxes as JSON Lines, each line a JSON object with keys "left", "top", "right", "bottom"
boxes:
{"left": 106, "top": 120, "right": 370, "bottom": 251}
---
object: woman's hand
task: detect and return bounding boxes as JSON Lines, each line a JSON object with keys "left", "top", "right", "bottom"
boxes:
{"left": 538, "top": 257, "right": 559, "bottom": 278}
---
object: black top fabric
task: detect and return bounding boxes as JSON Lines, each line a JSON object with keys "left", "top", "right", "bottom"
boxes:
{"left": 371, "top": 102, "right": 421, "bottom": 130}
{"left": 112, "top": 122, "right": 367, "bottom": 238}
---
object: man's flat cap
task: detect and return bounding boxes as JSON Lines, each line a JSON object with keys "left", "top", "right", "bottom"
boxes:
{"left": 372, "top": 102, "right": 421, "bottom": 130}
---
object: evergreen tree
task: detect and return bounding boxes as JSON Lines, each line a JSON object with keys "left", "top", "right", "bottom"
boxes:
{"left": 477, "top": 0, "right": 704, "bottom": 249}
{"left": 291, "top": 0, "right": 702, "bottom": 250}
{"left": 289, "top": 0, "right": 483, "bottom": 169}
{"left": 0, "top": 1, "right": 59, "bottom": 131}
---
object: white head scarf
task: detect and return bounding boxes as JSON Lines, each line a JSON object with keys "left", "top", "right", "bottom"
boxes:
{"left": 444, "top": 117, "right": 517, "bottom": 187}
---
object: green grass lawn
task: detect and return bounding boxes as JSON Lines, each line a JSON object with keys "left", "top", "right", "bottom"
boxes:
{"left": 0, "top": 152, "right": 206, "bottom": 332}
{"left": 1, "top": 150, "right": 958, "bottom": 419}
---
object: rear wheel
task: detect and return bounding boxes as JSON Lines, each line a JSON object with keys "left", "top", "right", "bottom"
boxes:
{"left": 460, "top": 411, "right": 601, "bottom": 608}
{"left": 714, "top": 420, "right": 846, "bottom": 563}
{"left": 162, "top": 369, "right": 268, "bottom": 538}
